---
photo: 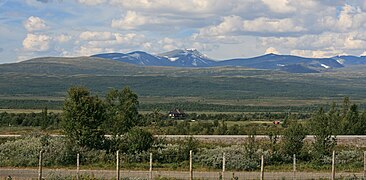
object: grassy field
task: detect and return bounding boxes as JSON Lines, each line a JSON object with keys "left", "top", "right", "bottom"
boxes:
{"left": 1, "top": 57, "right": 366, "bottom": 113}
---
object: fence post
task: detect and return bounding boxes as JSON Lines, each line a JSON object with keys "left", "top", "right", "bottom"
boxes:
{"left": 222, "top": 152, "right": 226, "bottom": 180}
{"left": 331, "top": 150, "right": 335, "bottom": 180}
{"left": 190, "top": 150, "right": 193, "bottom": 180}
{"left": 293, "top": 154, "right": 296, "bottom": 180}
{"left": 116, "top": 150, "right": 120, "bottom": 180}
{"left": 260, "top": 155, "right": 264, "bottom": 180}
{"left": 38, "top": 150, "right": 43, "bottom": 180}
{"left": 364, "top": 151, "right": 366, "bottom": 180}
{"left": 77, "top": 153, "right": 80, "bottom": 180}
{"left": 149, "top": 153, "right": 153, "bottom": 180}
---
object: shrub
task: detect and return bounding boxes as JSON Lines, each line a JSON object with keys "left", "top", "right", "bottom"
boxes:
{"left": 0, "top": 136, "right": 42, "bottom": 166}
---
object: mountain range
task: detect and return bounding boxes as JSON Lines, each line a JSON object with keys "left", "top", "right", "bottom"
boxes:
{"left": 91, "top": 49, "right": 366, "bottom": 73}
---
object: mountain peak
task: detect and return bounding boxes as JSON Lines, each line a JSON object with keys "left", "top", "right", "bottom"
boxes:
{"left": 91, "top": 50, "right": 364, "bottom": 72}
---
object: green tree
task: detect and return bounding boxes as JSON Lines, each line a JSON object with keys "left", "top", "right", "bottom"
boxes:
{"left": 282, "top": 120, "right": 307, "bottom": 156}
{"left": 126, "top": 128, "right": 154, "bottom": 153}
{"left": 309, "top": 107, "right": 336, "bottom": 161}
{"left": 344, "top": 104, "right": 362, "bottom": 134}
{"left": 40, "top": 107, "right": 48, "bottom": 130}
{"left": 328, "top": 102, "right": 342, "bottom": 134}
{"left": 360, "top": 111, "right": 366, "bottom": 134}
{"left": 105, "top": 87, "right": 139, "bottom": 136}
{"left": 61, "top": 87, "right": 106, "bottom": 149}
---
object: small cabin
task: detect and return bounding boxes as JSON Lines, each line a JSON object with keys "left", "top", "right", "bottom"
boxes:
{"left": 168, "top": 108, "right": 186, "bottom": 119}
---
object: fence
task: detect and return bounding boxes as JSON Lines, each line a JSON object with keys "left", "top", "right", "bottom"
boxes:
{"left": 2, "top": 150, "right": 366, "bottom": 180}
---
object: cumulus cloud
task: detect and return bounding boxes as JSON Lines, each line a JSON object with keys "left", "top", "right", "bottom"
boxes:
{"left": 242, "top": 17, "right": 305, "bottom": 34}
{"left": 265, "top": 47, "right": 279, "bottom": 54}
{"left": 77, "top": 0, "right": 106, "bottom": 5}
{"left": 55, "top": 34, "right": 72, "bottom": 43}
{"left": 6, "top": 0, "right": 366, "bottom": 62}
{"left": 22, "top": 33, "right": 51, "bottom": 52}
{"left": 24, "top": 16, "right": 48, "bottom": 32}
{"left": 316, "top": 4, "right": 366, "bottom": 33}
{"left": 110, "top": 0, "right": 232, "bottom": 15}
{"left": 72, "top": 31, "right": 149, "bottom": 55}
{"left": 36, "top": 0, "right": 49, "bottom": 3}
{"left": 79, "top": 31, "right": 114, "bottom": 41}
{"left": 261, "top": 0, "right": 295, "bottom": 13}
{"left": 111, "top": 11, "right": 158, "bottom": 30}
{"left": 344, "top": 34, "right": 365, "bottom": 49}
{"left": 198, "top": 15, "right": 305, "bottom": 38}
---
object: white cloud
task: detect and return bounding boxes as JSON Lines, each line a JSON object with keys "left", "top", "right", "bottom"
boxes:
{"left": 265, "top": 47, "right": 279, "bottom": 54}
{"left": 344, "top": 34, "right": 365, "bottom": 49}
{"left": 261, "top": 0, "right": 295, "bottom": 13}
{"left": 73, "top": 46, "right": 105, "bottom": 56}
{"left": 361, "top": 51, "right": 366, "bottom": 56}
{"left": 73, "top": 31, "right": 149, "bottom": 55}
{"left": 111, "top": 11, "right": 157, "bottom": 30}
{"left": 55, "top": 34, "right": 72, "bottom": 43}
{"left": 242, "top": 17, "right": 305, "bottom": 34}
{"left": 317, "top": 4, "right": 366, "bottom": 33}
{"left": 5, "top": 0, "right": 366, "bottom": 63}
{"left": 110, "top": 0, "right": 232, "bottom": 14}
{"left": 79, "top": 31, "right": 114, "bottom": 41}
{"left": 24, "top": 16, "right": 48, "bottom": 32}
{"left": 311, "top": 49, "right": 344, "bottom": 58}
{"left": 290, "top": 49, "right": 344, "bottom": 58}
{"left": 22, "top": 33, "right": 51, "bottom": 52}
{"left": 198, "top": 16, "right": 242, "bottom": 36}
{"left": 77, "top": 0, "right": 106, "bottom": 5}
{"left": 198, "top": 15, "right": 305, "bottom": 38}
{"left": 157, "top": 37, "right": 183, "bottom": 51}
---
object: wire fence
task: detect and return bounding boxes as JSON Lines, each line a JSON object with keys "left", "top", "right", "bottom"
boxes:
{"left": 1, "top": 150, "right": 366, "bottom": 180}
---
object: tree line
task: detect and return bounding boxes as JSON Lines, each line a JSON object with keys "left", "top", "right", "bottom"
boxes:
{"left": 2, "top": 86, "right": 366, "bottom": 168}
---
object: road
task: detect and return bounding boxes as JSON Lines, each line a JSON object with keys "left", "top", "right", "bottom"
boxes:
{"left": 0, "top": 168, "right": 364, "bottom": 180}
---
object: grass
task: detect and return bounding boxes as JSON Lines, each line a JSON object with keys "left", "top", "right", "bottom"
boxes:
{"left": 0, "top": 108, "right": 62, "bottom": 113}
{"left": 0, "top": 126, "right": 62, "bottom": 135}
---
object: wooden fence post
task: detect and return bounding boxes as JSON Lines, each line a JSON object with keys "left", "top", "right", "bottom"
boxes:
{"left": 116, "top": 150, "right": 120, "bottom": 180}
{"left": 331, "top": 150, "right": 335, "bottom": 180}
{"left": 222, "top": 152, "right": 225, "bottom": 180}
{"left": 364, "top": 151, "right": 366, "bottom": 180}
{"left": 190, "top": 150, "right": 193, "bottom": 180}
{"left": 38, "top": 150, "right": 43, "bottom": 180}
{"left": 77, "top": 153, "right": 80, "bottom": 180}
{"left": 260, "top": 155, "right": 264, "bottom": 180}
{"left": 149, "top": 153, "right": 153, "bottom": 180}
{"left": 293, "top": 154, "right": 296, "bottom": 180}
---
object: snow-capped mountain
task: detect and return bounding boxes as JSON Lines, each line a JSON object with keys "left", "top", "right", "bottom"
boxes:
{"left": 158, "top": 49, "right": 216, "bottom": 67}
{"left": 92, "top": 50, "right": 366, "bottom": 73}
{"left": 92, "top": 49, "right": 215, "bottom": 67}
{"left": 216, "top": 53, "right": 343, "bottom": 70}
{"left": 332, "top": 55, "right": 366, "bottom": 66}
{"left": 91, "top": 51, "right": 173, "bottom": 66}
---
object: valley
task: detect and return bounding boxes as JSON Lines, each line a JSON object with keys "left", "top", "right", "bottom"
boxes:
{"left": 0, "top": 53, "right": 366, "bottom": 112}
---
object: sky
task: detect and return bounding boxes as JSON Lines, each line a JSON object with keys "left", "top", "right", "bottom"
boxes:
{"left": 1, "top": 0, "right": 366, "bottom": 63}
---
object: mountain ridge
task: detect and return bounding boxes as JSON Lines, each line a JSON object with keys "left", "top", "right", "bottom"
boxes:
{"left": 91, "top": 49, "right": 366, "bottom": 73}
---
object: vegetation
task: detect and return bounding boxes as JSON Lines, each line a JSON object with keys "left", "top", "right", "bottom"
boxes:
{"left": 2, "top": 86, "right": 366, "bottom": 174}
{"left": 62, "top": 87, "right": 107, "bottom": 149}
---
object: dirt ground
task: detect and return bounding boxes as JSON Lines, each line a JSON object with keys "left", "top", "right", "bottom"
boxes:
{"left": 1, "top": 168, "right": 364, "bottom": 180}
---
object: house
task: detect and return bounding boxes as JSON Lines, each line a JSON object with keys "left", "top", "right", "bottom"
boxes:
{"left": 168, "top": 108, "right": 186, "bottom": 119}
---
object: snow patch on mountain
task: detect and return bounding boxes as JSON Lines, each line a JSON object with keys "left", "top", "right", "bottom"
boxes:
{"left": 336, "top": 59, "right": 345, "bottom": 64}
{"left": 168, "top": 57, "right": 179, "bottom": 62}
{"left": 321, "top": 64, "right": 330, "bottom": 69}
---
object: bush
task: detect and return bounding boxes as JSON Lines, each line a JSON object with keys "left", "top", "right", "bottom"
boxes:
{"left": 195, "top": 145, "right": 262, "bottom": 170}
{"left": 0, "top": 136, "right": 42, "bottom": 166}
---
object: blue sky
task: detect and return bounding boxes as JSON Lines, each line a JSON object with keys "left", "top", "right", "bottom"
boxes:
{"left": 1, "top": 0, "right": 366, "bottom": 63}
